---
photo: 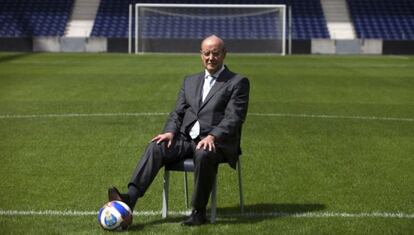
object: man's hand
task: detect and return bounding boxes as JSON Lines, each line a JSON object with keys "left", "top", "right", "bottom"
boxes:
{"left": 196, "top": 135, "right": 216, "bottom": 152}
{"left": 151, "top": 132, "right": 174, "bottom": 148}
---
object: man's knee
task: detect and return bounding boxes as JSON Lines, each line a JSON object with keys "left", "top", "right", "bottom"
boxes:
{"left": 146, "top": 141, "right": 179, "bottom": 163}
{"left": 145, "top": 141, "right": 164, "bottom": 161}
{"left": 194, "top": 150, "right": 218, "bottom": 166}
{"left": 147, "top": 141, "right": 162, "bottom": 151}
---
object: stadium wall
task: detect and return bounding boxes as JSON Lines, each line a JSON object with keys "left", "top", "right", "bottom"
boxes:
{"left": 311, "top": 39, "right": 383, "bottom": 55}
{"left": 107, "top": 38, "right": 128, "bottom": 53}
{"left": 1, "top": 37, "right": 414, "bottom": 55}
{"left": 0, "top": 38, "right": 33, "bottom": 52}
{"left": 383, "top": 40, "right": 414, "bottom": 55}
{"left": 32, "top": 37, "right": 107, "bottom": 52}
{"left": 291, "top": 40, "right": 311, "bottom": 54}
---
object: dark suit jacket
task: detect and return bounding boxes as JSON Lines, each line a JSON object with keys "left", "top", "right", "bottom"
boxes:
{"left": 163, "top": 66, "right": 250, "bottom": 168}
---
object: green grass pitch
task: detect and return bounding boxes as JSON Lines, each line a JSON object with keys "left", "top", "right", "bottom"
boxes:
{"left": 0, "top": 53, "right": 413, "bottom": 234}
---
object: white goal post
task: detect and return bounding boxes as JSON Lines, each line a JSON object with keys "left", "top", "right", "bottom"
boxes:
{"left": 129, "top": 4, "right": 286, "bottom": 55}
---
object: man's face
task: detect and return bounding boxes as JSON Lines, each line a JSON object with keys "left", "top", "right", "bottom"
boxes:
{"left": 200, "top": 40, "right": 226, "bottom": 74}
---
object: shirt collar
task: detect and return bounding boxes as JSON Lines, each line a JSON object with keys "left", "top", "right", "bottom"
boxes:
{"left": 205, "top": 65, "right": 225, "bottom": 79}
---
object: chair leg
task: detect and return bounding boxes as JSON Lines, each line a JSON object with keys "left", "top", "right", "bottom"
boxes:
{"left": 210, "top": 177, "right": 217, "bottom": 223}
{"left": 184, "top": 171, "right": 189, "bottom": 208}
{"left": 162, "top": 170, "right": 170, "bottom": 218}
{"left": 237, "top": 159, "right": 244, "bottom": 213}
{"left": 163, "top": 159, "right": 243, "bottom": 222}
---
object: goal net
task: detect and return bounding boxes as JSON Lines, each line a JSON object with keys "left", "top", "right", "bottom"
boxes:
{"left": 132, "top": 4, "right": 286, "bottom": 54}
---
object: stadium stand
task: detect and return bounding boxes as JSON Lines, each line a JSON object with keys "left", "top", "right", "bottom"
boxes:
{"left": 289, "top": 0, "right": 330, "bottom": 39}
{"left": 347, "top": 0, "right": 414, "bottom": 40}
{"left": 0, "top": 0, "right": 73, "bottom": 37}
{"left": 0, "top": 0, "right": 413, "bottom": 54}
{"left": 90, "top": 0, "right": 330, "bottom": 40}
{"left": 0, "top": 0, "right": 329, "bottom": 39}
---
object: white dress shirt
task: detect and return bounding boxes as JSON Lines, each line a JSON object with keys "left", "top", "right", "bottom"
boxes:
{"left": 189, "top": 65, "right": 225, "bottom": 139}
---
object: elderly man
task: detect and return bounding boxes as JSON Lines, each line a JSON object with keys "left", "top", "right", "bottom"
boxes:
{"left": 108, "top": 35, "right": 250, "bottom": 226}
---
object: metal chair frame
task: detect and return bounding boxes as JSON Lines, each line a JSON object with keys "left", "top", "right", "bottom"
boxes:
{"left": 162, "top": 157, "right": 244, "bottom": 223}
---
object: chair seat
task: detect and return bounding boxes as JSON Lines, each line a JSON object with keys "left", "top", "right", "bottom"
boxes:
{"left": 165, "top": 158, "right": 195, "bottom": 172}
{"left": 165, "top": 157, "right": 229, "bottom": 172}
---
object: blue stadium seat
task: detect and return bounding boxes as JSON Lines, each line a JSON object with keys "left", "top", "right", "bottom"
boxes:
{"left": 0, "top": 0, "right": 73, "bottom": 37}
{"left": 347, "top": 0, "right": 414, "bottom": 40}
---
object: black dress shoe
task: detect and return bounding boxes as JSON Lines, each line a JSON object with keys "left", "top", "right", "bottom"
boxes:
{"left": 108, "top": 186, "right": 131, "bottom": 208}
{"left": 181, "top": 209, "right": 208, "bottom": 226}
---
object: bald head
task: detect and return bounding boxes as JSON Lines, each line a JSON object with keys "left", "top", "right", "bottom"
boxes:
{"left": 200, "top": 35, "right": 226, "bottom": 52}
{"left": 200, "top": 35, "right": 226, "bottom": 74}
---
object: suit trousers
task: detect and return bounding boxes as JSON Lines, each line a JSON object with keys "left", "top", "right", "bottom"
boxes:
{"left": 128, "top": 135, "right": 223, "bottom": 210}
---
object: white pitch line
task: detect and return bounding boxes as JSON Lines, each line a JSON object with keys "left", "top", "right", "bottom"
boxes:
{"left": 0, "top": 112, "right": 169, "bottom": 119}
{"left": 248, "top": 113, "right": 414, "bottom": 122}
{"left": 0, "top": 210, "right": 413, "bottom": 219}
{"left": 0, "top": 112, "right": 413, "bottom": 122}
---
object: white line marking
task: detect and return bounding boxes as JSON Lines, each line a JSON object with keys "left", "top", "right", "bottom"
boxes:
{"left": 0, "top": 112, "right": 169, "bottom": 119}
{"left": 248, "top": 113, "right": 414, "bottom": 122}
{"left": 0, "top": 112, "right": 413, "bottom": 122}
{"left": 0, "top": 210, "right": 413, "bottom": 219}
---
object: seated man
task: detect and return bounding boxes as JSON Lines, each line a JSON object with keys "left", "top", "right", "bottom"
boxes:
{"left": 108, "top": 35, "right": 250, "bottom": 226}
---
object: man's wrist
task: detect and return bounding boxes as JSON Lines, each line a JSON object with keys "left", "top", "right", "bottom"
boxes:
{"left": 207, "top": 134, "right": 216, "bottom": 141}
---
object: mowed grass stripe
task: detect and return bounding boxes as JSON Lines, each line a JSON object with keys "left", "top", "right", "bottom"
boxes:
{"left": 0, "top": 112, "right": 413, "bottom": 122}
{"left": 1, "top": 210, "right": 413, "bottom": 219}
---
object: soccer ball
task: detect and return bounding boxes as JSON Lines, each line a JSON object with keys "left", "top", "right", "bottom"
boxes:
{"left": 98, "top": 201, "right": 133, "bottom": 230}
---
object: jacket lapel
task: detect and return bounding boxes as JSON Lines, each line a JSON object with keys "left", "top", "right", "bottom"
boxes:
{"left": 194, "top": 73, "right": 204, "bottom": 111}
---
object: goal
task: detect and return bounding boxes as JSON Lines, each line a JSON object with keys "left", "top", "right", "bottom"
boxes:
{"left": 130, "top": 4, "right": 286, "bottom": 55}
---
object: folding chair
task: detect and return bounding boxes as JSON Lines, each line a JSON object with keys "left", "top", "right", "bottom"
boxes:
{"left": 162, "top": 157, "right": 244, "bottom": 223}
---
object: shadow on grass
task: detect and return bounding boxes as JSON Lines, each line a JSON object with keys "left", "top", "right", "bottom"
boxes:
{"left": 0, "top": 53, "right": 33, "bottom": 64}
{"left": 219, "top": 203, "right": 325, "bottom": 214}
{"left": 127, "top": 217, "right": 183, "bottom": 231}
{"left": 214, "top": 203, "right": 326, "bottom": 225}
{"left": 127, "top": 203, "right": 325, "bottom": 230}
